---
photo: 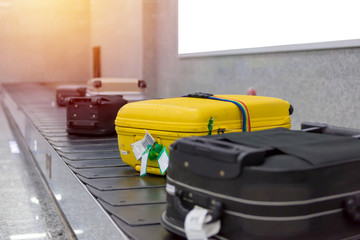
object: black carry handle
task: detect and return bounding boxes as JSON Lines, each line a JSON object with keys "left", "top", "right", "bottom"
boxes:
{"left": 67, "top": 97, "right": 94, "bottom": 104}
{"left": 173, "top": 137, "right": 270, "bottom": 178}
{"left": 176, "top": 137, "right": 269, "bottom": 165}
{"left": 173, "top": 189, "right": 223, "bottom": 223}
{"left": 301, "top": 122, "right": 360, "bottom": 139}
{"left": 186, "top": 92, "right": 214, "bottom": 98}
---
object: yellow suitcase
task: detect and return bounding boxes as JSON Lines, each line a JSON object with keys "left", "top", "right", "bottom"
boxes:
{"left": 115, "top": 93, "right": 293, "bottom": 175}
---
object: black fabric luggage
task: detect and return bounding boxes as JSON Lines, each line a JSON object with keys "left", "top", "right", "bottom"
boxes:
{"left": 161, "top": 123, "right": 360, "bottom": 240}
{"left": 66, "top": 95, "right": 127, "bottom": 135}
{"left": 56, "top": 85, "right": 87, "bottom": 106}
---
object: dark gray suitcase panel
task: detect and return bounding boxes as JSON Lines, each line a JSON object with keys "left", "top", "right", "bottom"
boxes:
{"left": 78, "top": 175, "right": 165, "bottom": 191}
{"left": 99, "top": 199, "right": 166, "bottom": 226}
{"left": 70, "top": 166, "right": 137, "bottom": 178}
{"left": 87, "top": 185, "right": 166, "bottom": 206}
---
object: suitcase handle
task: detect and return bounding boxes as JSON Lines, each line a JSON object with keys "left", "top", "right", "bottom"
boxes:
{"left": 186, "top": 92, "right": 214, "bottom": 98}
{"left": 173, "top": 189, "right": 223, "bottom": 223}
{"left": 67, "top": 96, "right": 112, "bottom": 105}
{"left": 301, "top": 122, "right": 360, "bottom": 139}
{"left": 93, "top": 80, "right": 102, "bottom": 88}
{"left": 138, "top": 80, "right": 147, "bottom": 88}
{"left": 177, "top": 137, "right": 268, "bottom": 165}
{"left": 173, "top": 137, "right": 269, "bottom": 178}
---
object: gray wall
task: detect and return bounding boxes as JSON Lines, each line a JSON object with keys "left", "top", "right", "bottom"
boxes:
{"left": 0, "top": 0, "right": 90, "bottom": 83}
{"left": 151, "top": 1, "right": 360, "bottom": 129}
{"left": 90, "top": 0, "right": 143, "bottom": 79}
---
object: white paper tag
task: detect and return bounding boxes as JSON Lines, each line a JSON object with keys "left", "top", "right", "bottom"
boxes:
{"left": 140, "top": 151, "right": 149, "bottom": 177}
{"left": 131, "top": 130, "right": 155, "bottom": 160}
{"left": 185, "top": 206, "right": 221, "bottom": 240}
{"left": 166, "top": 183, "right": 175, "bottom": 195}
{"left": 157, "top": 147, "right": 169, "bottom": 175}
{"left": 120, "top": 150, "right": 128, "bottom": 155}
{"left": 185, "top": 208, "right": 209, "bottom": 240}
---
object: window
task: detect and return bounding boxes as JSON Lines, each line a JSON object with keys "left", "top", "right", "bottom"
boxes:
{"left": 178, "top": 0, "right": 360, "bottom": 57}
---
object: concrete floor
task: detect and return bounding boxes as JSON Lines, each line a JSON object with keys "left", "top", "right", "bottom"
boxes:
{"left": 0, "top": 104, "right": 73, "bottom": 240}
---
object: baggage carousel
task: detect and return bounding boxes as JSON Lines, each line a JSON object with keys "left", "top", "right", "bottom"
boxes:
{"left": 1, "top": 83, "right": 179, "bottom": 240}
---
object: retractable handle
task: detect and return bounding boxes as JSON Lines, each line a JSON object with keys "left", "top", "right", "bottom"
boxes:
{"left": 67, "top": 96, "right": 103, "bottom": 105}
{"left": 301, "top": 122, "right": 360, "bottom": 139}
{"left": 67, "top": 95, "right": 125, "bottom": 105}
{"left": 67, "top": 97, "right": 92, "bottom": 104}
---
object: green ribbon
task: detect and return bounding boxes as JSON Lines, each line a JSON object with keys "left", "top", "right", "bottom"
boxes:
{"left": 207, "top": 116, "right": 213, "bottom": 135}
{"left": 148, "top": 142, "right": 164, "bottom": 161}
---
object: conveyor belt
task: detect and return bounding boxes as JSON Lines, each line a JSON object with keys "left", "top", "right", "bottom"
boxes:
{"left": 1, "top": 83, "right": 180, "bottom": 240}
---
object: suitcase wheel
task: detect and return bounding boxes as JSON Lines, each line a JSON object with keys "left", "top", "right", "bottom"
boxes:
{"left": 344, "top": 194, "right": 360, "bottom": 223}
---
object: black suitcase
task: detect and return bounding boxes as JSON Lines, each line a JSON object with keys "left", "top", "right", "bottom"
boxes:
{"left": 161, "top": 123, "right": 360, "bottom": 240}
{"left": 56, "top": 85, "right": 87, "bottom": 106}
{"left": 66, "top": 95, "right": 127, "bottom": 135}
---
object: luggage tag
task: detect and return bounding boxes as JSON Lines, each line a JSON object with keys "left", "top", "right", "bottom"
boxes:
{"left": 157, "top": 147, "right": 169, "bottom": 175}
{"left": 140, "top": 145, "right": 152, "bottom": 177}
{"left": 185, "top": 206, "right": 221, "bottom": 240}
{"left": 131, "top": 130, "right": 155, "bottom": 160}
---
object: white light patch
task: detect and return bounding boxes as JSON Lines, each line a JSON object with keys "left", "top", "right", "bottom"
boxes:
{"left": 30, "top": 197, "right": 39, "bottom": 205}
{"left": 9, "top": 141, "right": 20, "bottom": 153}
{"left": 0, "top": 2, "right": 11, "bottom": 7}
{"left": 10, "top": 233, "right": 46, "bottom": 240}
{"left": 179, "top": 0, "right": 360, "bottom": 54}
{"left": 55, "top": 194, "right": 62, "bottom": 201}
{"left": 74, "top": 229, "right": 84, "bottom": 235}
